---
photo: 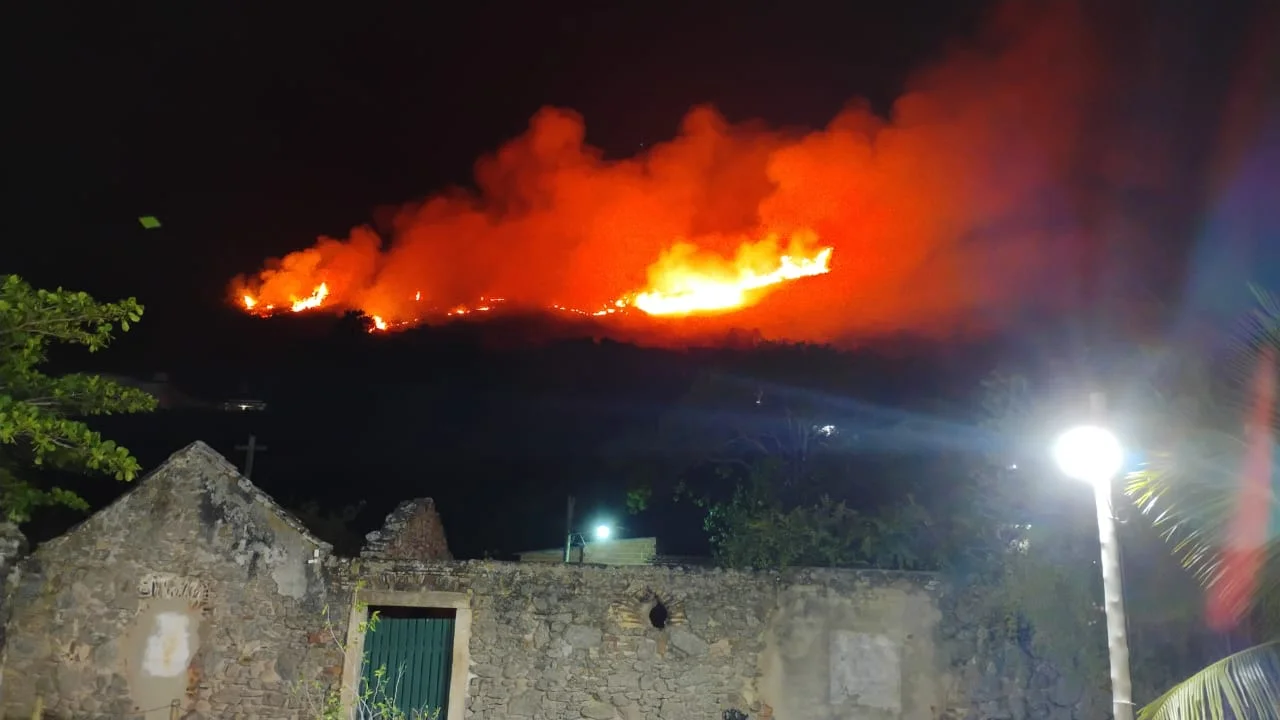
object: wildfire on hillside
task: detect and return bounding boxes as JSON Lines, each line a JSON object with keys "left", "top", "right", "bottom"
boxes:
{"left": 229, "top": 3, "right": 1116, "bottom": 343}
{"left": 236, "top": 231, "right": 834, "bottom": 332}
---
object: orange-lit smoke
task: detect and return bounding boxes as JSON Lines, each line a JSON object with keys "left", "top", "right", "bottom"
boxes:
{"left": 232, "top": 2, "right": 1098, "bottom": 343}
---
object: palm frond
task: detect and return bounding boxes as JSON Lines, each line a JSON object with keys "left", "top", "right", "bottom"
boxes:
{"left": 1138, "top": 640, "right": 1280, "bottom": 720}
{"left": 1124, "top": 429, "right": 1250, "bottom": 585}
{"left": 1226, "top": 284, "right": 1280, "bottom": 413}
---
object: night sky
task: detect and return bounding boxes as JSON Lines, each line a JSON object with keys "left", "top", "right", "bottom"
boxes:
{"left": 8, "top": 0, "right": 1280, "bottom": 557}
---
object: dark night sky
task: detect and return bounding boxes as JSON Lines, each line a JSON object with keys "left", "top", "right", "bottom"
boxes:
{"left": 8, "top": 0, "right": 1280, "bottom": 557}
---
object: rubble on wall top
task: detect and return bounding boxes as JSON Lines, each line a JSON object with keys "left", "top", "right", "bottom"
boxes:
{"left": 361, "top": 497, "right": 452, "bottom": 561}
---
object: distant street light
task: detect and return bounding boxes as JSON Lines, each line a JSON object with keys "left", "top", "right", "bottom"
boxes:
{"left": 562, "top": 495, "right": 616, "bottom": 563}
{"left": 1052, "top": 393, "right": 1133, "bottom": 720}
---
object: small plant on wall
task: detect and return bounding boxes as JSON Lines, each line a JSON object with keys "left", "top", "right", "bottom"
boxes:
{"left": 291, "top": 583, "right": 442, "bottom": 720}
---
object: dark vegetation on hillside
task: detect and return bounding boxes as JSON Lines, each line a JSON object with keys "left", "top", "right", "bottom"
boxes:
{"left": 26, "top": 308, "right": 1025, "bottom": 559}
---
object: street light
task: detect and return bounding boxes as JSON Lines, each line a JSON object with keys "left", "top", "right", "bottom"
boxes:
{"left": 1052, "top": 394, "right": 1134, "bottom": 720}
{"left": 562, "top": 522, "right": 614, "bottom": 563}
{"left": 562, "top": 496, "right": 616, "bottom": 563}
{"left": 1053, "top": 426, "right": 1124, "bottom": 487}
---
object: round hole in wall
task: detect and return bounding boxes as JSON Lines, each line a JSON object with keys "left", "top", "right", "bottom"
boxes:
{"left": 649, "top": 600, "right": 669, "bottom": 629}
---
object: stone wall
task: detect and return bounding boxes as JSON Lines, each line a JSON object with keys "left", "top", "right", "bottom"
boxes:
{"left": 332, "top": 560, "right": 1112, "bottom": 720}
{"left": 336, "top": 560, "right": 960, "bottom": 720}
{"left": 937, "top": 586, "right": 1110, "bottom": 720}
{"left": 0, "top": 522, "right": 28, "bottom": 701}
{"left": 0, "top": 443, "right": 339, "bottom": 720}
{"left": 3, "top": 543, "right": 1110, "bottom": 720}
{"left": 0, "top": 442, "right": 1110, "bottom": 720}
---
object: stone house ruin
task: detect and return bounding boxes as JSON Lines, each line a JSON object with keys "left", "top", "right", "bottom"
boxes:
{"left": 0, "top": 442, "right": 1104, "bottom": 719}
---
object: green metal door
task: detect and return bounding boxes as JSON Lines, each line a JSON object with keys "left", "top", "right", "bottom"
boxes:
{"left": 360, "top": 608, "right": 455, "bottom": 719}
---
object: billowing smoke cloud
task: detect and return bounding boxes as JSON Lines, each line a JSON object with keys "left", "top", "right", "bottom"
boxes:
{"left": 233, "top": 1, "right": 1104, "bottom": 343}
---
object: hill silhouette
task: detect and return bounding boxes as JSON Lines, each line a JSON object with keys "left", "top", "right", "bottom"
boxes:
{"left": 28, "top": 308, "right": 1022, "bottom": 558}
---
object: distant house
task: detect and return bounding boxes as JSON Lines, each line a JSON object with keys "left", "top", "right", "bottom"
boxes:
{"left": 219, "top": 397, "right": 268, "bottom": 412}
{"left": 517, "top": 536, "right": 658, "bottom": 565}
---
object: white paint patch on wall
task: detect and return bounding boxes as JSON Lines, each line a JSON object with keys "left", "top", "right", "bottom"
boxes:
{"left": 830, "top": 630, "right": 902, "bottom": 711}
{"left": 141, "top": 612, "right": 193, "bottom": 677}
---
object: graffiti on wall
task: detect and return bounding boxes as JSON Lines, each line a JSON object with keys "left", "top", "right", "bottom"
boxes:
{"left": 134, "top": 573, "right": 207, "bottom": 680}
{"left": 137, "top": 573, "right": 210, "bottom": 603}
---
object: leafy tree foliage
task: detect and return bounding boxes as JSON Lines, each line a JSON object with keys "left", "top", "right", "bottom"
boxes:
{"left": 702, "top": 474, "right": 937, "bottom": 570}
{"left": 0, "top": 275, "right": 157, "bottom": 521}
{"left": 611, "top": 344, "right": 973, "bottom": 570}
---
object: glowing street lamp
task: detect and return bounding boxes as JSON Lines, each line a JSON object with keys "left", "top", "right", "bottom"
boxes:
{"left": 1052, "top": 394, "right": 1134, "bottom": 720}
{"left": 562, "top": 495, "right": 616, "bottom": 563}
{"left": 1053, "top": 426, "right": 1124, "bottom": 487}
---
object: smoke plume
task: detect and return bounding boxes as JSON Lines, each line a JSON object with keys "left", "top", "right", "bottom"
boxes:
{"left": 233, "top": 2, "right": 1112, "bottom": 344}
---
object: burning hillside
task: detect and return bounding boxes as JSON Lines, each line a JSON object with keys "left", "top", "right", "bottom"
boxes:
{"left": 231, "top": 2, "right": 1106, "bottom": 343}
{"left": 237, "top": 230, "right": 834, "bottom": 332}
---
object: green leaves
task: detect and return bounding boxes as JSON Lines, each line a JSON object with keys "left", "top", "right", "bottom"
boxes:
{"left": 696, "top": 452, "right": 943, "bottom": 571}
{"left": 0, "top": 275, "right": 157, "bottom": 521}
{"left": 1137, "top": 641, "right": 1280, "bottom": 720}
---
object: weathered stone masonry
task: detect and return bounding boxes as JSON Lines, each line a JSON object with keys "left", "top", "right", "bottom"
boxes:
{"left": 0, "top": 443, "right": 341, "bottom": 720}
{"left": 335, "top": 560, "right": 950, "bottom": 719}
{"left": 0, "top": 442, "right": 1110, "bottom": 719}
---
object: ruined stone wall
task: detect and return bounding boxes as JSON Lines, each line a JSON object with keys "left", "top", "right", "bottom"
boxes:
{"left": 4, "top": 545, "right": 1110, "bottom": 720}
{"left": 0, "top": 522, "right": 29, "bottom": 702}
{"left": 338, "top": 560, "right": 962, "bottom": 720}
{"left": 0, "top": 443, "right": 1109, "bottom": 720}
{"left": 938, "top": 585, "right": 1112, "bottom": 720}
{"left": 361, "top": 498, "right": 452, "bottom": 561}
{"left": 332, "top": 560, "right": 1112, "bottom": 720}
{"left": 0, "top": 444, "right": 340, "bottom": 720}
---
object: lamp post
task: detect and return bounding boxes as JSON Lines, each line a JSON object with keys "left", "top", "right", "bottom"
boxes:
{"left": 562, "top": 495, "right": 614, "bottom": 563}
{"left": 564, "top": 496, "right": 576, "bottom": 562}
{"left": 1052, "top": 392, "right": 1133, "bottom": 720}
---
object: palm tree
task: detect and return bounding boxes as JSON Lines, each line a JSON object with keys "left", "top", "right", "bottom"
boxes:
{"left": 1126, "top": 287, "right": 1280, "bottom": 719}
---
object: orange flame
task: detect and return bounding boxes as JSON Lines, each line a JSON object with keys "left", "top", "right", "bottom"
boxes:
{"left": 233, "top": 233, "right": 832, "bottom": 330}
{"left": 290, "top": 283, "right": 329, "bottom": 312}
{"left": 630, "top": 234, "right": 832, "bottom": 317}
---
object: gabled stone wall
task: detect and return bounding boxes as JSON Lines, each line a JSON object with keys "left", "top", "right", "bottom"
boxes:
{"left": 0, "top": 443, "right": 339, "bottom": 720}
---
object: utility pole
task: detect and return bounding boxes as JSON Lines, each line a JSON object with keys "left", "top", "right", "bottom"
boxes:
{"left": 563, "top": 495, "right": 576, "bottom": 563}
{"left": 234, "top": 434, "right": 268, "bottom": 480}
